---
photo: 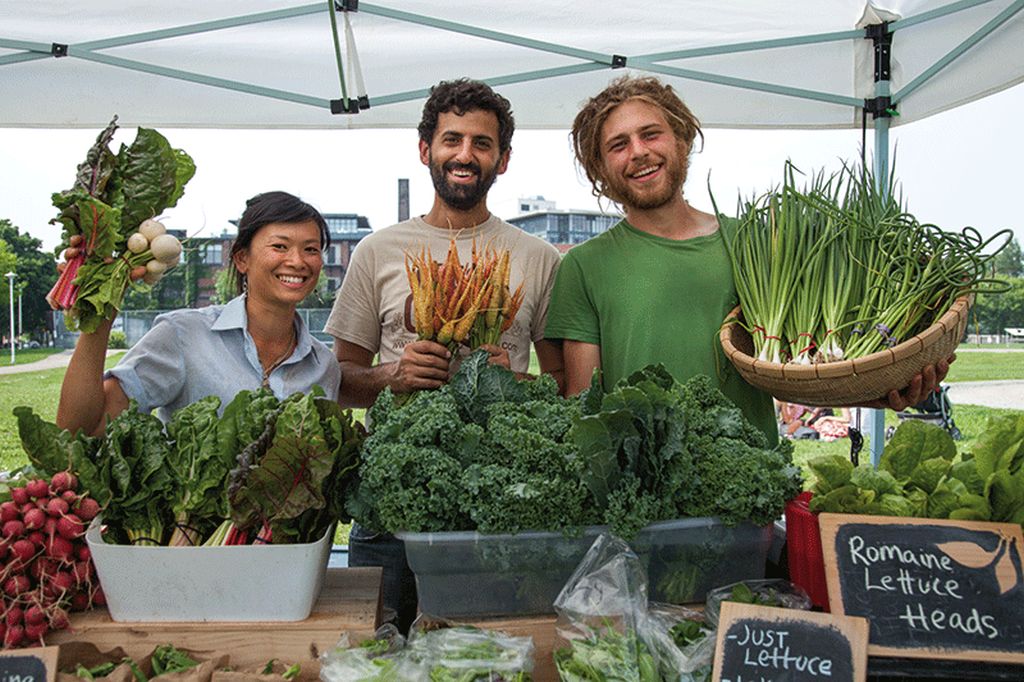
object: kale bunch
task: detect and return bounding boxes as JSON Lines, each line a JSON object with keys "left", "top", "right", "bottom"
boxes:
{"left": 571, "top": 369, "right": 803, "bottom": 537}
{"left": 350, "top": 351, "right": 593, "bottom": 534}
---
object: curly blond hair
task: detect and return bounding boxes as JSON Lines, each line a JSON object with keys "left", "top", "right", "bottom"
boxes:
{"left": 571, "top": 76, "right": 703, "bottom": 201}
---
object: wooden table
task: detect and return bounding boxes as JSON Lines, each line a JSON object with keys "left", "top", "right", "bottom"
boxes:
{"left": 466, "top": 615, "right": 560, "bottom": 681}
{"left": 49, "top": 568, "right": 382, "bottom": 678}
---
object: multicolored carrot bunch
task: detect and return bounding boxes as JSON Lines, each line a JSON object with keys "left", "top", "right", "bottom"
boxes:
{"left": 406, "top": 238, "right": 525, "bottom": 354}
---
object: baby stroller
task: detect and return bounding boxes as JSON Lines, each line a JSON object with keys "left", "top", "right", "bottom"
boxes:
{"left": 885, "top": 384, "right": 961, "bottom": 441}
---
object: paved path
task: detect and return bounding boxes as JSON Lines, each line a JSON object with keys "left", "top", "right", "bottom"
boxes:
{"left": 0, "top": 349, "right": 119, "bottom": 376}
{"left": 946, "top": 380, "right": 1024, "bottom": 411}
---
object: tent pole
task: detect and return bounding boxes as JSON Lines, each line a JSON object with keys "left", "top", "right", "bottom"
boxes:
{"left": 868, "top": 83, "right": 892, "bottom": 468}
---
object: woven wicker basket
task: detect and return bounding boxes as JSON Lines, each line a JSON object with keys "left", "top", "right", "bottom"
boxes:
{"left": 719, "top": 296, "right": 971, "bottom": 406}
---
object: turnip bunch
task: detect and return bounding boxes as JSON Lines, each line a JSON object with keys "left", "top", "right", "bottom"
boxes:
{"left": 0, "top": 471, "right": 104, "bottom": 648}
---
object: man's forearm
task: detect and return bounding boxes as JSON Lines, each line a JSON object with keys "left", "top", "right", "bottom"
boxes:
{"left": 338, "top": 360, "right": 397, "bottom": 408}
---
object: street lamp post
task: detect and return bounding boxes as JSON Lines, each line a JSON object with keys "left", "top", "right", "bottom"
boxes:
{"left": 5, "top": 272, "right": 14, "bottom": 365}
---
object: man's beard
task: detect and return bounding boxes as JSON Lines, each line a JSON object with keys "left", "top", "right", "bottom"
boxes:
{"left": 606, "top": 154, "right": 687, "bottom": 210}
{"left": 429, "top": 155, "right": 500, "bottom": 211}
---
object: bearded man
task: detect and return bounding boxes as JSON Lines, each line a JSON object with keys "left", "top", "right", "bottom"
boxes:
{"left": 323, "top": 78, "right": 562, "bottom": 632}
{"left": 545, "top": 75, "right": 947, "bottom": 444}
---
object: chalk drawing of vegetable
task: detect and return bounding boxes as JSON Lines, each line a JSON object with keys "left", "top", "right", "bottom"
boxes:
{"left": 937, "top": 534, "right": 1022, "bottom": 595}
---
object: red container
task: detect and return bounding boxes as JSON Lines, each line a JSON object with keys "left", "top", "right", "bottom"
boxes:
{"left": 784, "top": 491, "right": 829, "bottom": 610}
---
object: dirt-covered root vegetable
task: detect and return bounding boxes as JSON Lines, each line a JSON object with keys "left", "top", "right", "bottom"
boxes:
{"left": 126, "top": 232, "right": 149, "bottom": 254}
{"left": 149, "top": 233, "right": 182, "bottom": 264}
{"left": 143, "top": 259, "right": 168, "bottom": 285}
{"left": 138, "top": 218, "right": 167, "bottom": 242}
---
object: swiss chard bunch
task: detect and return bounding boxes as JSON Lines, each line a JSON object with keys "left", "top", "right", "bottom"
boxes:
{"left": 47, "top": 116, "right": 196, "bottom": 332}
{"left": 226, "top": 389, "right": 365, "bottom": 544}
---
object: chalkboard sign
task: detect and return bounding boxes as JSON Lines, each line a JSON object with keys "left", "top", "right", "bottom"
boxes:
{"left": 0, "top": 645, "right": 58, "bottom": 682}
{"left": 711, "top": 602, "right": 868, "bottom": 682}
{"left": 819, "top": 514, "right": 1024, "bottom": 664}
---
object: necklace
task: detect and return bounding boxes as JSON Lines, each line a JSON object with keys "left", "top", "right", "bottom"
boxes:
{"left": 260, "top": 330, "right": 297, "bottom": 389}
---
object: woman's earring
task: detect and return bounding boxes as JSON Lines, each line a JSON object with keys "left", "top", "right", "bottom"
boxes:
{"left": 241, "top": 274, "right": 248, "bottom": 294}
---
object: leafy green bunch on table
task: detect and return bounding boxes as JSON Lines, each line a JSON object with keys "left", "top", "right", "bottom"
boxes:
{"left": 15, "top": 387, "right": 365, "bottom": 546}
{"left": 808, "top": 413, "right": 1024, "bottom": 526}
{"left": 352, "top": 350, "right": 803, "bottom": 540}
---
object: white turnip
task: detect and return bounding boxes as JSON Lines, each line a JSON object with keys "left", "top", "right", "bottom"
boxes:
{"left": 138, "top": 218, "right": 166, "bottom": 242}
{"left": 150, "top": 233, "right": 182, "bottom": 264}
{"left": 126, "top": 232, "right": 149, "bottom": 254}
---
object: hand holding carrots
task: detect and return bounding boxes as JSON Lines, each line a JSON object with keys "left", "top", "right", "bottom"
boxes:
{"left": 389, "top": 340, "right": 452, "bottom": 393}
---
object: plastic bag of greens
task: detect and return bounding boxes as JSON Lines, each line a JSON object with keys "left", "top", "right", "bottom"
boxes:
{"left": 319, "top": 624, "right": 427, "bottom": 681}
{"left": 703, "top": 579, "right": 812, "bottom": 627}
{"left": 553, "top": 534, "right": 660, "bottom": 681}
{"left": 406, "top": 617, "right": 534, "bottom": 680}
{"left": 643, "top": 603, "right": 715, "bottom": 682}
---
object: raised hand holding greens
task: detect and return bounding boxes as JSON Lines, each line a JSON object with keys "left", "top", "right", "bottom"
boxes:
{"left": 46, "top": 116, "right": 195, "bottom": 332}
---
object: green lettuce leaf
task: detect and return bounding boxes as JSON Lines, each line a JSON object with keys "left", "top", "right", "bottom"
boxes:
{"left": 908, "top": 457, "right": 953, "bottom": 495}
{"left": 808, "top": 454, "right": 854, "bottom": 495}
{"left": 972, "top": 413, "right": 1024, "bottom": 480}
{"left": 880, "top": 420, "right": 956, "bottom": 481}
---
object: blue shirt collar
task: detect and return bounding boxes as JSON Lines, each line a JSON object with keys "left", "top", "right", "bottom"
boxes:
{"left": 210, "top": 294, "right": 317, "bottom": 365}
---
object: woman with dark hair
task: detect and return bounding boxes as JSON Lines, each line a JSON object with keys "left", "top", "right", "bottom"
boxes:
{"left": 57, "top": 191, "right": 340, "bottom": 435}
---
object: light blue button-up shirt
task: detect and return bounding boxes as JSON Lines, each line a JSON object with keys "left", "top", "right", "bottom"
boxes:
{"left": 107, "top": 295, "right": 340, "bottom": 423}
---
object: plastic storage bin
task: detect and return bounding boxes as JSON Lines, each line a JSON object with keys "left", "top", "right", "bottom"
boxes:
{"left": 86, "top": 517, "right": 333, "bottom": 622}
{"left": 398, "top": 517, "right": 772, "bottom": 618}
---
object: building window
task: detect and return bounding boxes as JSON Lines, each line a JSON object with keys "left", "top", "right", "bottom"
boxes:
{"left": 202, "top": 243, "right": 222, "bottom": 265}
{"left": 325, "top": 245, "right": 340, "bottom": 265}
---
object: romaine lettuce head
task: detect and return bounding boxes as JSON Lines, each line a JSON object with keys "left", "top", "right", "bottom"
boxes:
{"left": 850, "top": 466, "right": 899, "bottom": 496}
{"left": 808, "top": 455, "right": 854, "bottom": 495}
{"left": 880, "top": 420, "right": 956, "bottom": 481}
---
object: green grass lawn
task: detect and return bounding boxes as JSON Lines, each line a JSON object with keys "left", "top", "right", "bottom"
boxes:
{"left": 0, "top": 347, "right": 63, "bottom": 366}
{"left": 0, "top": 352, "right": 124, "bottom": 471}
{"left": 945, "top": 351, "right": 1024, "bottom": 382}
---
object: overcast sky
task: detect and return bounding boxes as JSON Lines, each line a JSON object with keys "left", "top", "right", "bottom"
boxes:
{"left": 0, "top": 83, "right": 1020, "bottom": 254}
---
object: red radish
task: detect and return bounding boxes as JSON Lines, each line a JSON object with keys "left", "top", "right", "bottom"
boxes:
{"left": 45, "top": 535, "right": 74, "bottom": 561}
{"left": 23, "top": 620, "right": 47, "bottom": 643}
{"left": 56, "top": 515, "right": 84, "bottom": 541}
{"left": 47, "top": 606, "right": 69, "bottom": 630}
{"left": 22, "top": 508, "right": 46, "bottom": 531}
{"left": 11, "top": 539, "right": 36, "bottom": 564}
{"left": 19, "top": 502, "right": 35, "bottom": 516}
{"left": 46, "top": 498, "right": 69, "bottom": 518}
{"left": 91, "top": 586, "right": 106, "bottom": 606}
{"left": 3, "top": 575, "right": 30, "bottom": 598}
{"left": 2, "top": 520, "right": 24, "bottom": 539}
{"left": 22, "top": 605, "right": 44, "bottom": 626}
{"left": 71, "top": 561, "right": 92, "bottom": 586}
{"left": 25, "top": 479, "right": 49, "bottom": 499}
{"left": 43, "top": 517, "right": 58, "bottom": 537}
{"left": 75, "top": 497, "right": 100, "bottom": 522}
{"left": 50, "top": 471, "right": 77, "bottom": 493}
{"left": 61, "top": 490, "right": 78, "bottom": 505}
{"left": 47, "top": 571, "right": 75, "bottom": 597}
{"left": 0, "top": 502, "right": 19, "bottom": 523}
{"left": 70, "top": 592, "right": 90, "bottom": 611}
{"left": 4, "top": 624, "right": 23, "bottom": 647}
{"left": 10, "top": 488, "right": 29, "bottom": 506}
{"left": 76, "top": 545, "right": 91, "bottom": 562}
{"left": 5, "top": 606, "right": 23, "bottom": 628}
{"left": 35, "top": 497, "right": 49, "bottom": 510}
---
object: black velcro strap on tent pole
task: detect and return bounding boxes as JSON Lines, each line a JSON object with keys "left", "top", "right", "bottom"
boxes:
{"left": 863, "top": 22, "right": 897, "bottom": 120}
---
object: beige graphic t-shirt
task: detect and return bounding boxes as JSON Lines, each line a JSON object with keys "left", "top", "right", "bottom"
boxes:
{"left": 324, "top": 215, "right": 561, "bottom": 373}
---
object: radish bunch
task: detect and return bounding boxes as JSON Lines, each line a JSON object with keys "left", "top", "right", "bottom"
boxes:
{"left": 124, "top": 219, "right": 183, "bottom": 285}
{"left": 0, "top": 471, "right": 104, "bottom": 648}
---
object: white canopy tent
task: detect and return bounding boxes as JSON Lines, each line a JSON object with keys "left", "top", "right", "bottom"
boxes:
{"left": 1, "top": 0, "right": 1022, "bottom": 130}
{"left": 3, "top": 0, "right": 1023, "bottom": 459}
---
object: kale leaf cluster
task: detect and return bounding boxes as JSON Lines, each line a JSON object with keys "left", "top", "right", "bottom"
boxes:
{"left": 351, "top": 353, "right": 802, "bottom": 539}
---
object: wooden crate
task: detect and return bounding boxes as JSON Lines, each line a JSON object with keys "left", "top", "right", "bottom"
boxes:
{"left": 49, "top": 568, "right": 382, "bottom": 677}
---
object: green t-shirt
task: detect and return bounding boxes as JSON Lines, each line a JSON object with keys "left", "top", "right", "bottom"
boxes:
{"left": 545, "top": 219, "right": 777, "bottom": 443}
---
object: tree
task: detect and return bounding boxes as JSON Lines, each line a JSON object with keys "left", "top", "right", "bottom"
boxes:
{"left": 0, "top": 220, "right": 57, "bottom": 340}
{"left": 992, "top": 237, "right": 1022, "bottom": 277}
{"left": 972, "top": 276, "right": 1024, "bottom": 335}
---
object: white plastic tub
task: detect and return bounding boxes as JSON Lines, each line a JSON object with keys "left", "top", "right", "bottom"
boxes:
{"left": 86, "top": 517, "right": 333, "bottom": 622}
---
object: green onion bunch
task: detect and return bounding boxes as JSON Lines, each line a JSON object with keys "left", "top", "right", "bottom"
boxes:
{"left": 719, "top": 161, "right": 1012, "bottom": 365}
